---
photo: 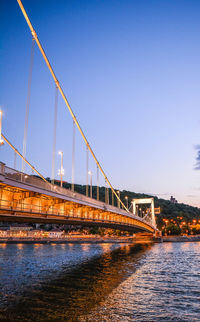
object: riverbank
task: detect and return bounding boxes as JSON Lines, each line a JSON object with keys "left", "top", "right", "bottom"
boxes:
{"left": 0, "top": 237, "right": 137, "bottom": 244}
{"left": 0, "top": 236, "right": 164, "bottom": 244}
{"left": 3, "top": 236, "right": 199, "bottom": 244}
{"left": 162, "top": 235, "right": 200, "bottom": 242}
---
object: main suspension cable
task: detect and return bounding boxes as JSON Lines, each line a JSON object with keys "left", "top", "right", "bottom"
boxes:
{"left": 2, "top": 133, "right": 49, "bottom": 184}
{"left": 17, "top": 0, "right": 128, "bottom": 212}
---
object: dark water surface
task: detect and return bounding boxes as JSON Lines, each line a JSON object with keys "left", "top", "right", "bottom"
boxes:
{"left": 0, "top": 242, "right": 200, "bottom": 321}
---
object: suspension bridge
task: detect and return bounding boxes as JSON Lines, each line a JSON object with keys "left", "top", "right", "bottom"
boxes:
{"left": 0, "top": 0, "right": 159, "bottom": 235}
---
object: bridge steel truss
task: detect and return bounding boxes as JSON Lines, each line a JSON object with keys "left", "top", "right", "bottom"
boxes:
{"left": 0, "top": 163, "right": 158, "bottom": 234}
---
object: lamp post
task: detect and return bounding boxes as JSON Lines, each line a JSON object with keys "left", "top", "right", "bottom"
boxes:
{"left": 125, "top": 196, "right": 128, "bottom": 209}
{"left": 0, "top": 110, "right": 4, "bottom": 146}
{"left": 88, "top": 171, "right": 92, "bottom": 198}
{"left": 58, "top": 151, "right": 64, "bottom": 187}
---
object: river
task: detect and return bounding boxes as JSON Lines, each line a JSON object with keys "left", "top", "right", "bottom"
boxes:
{"left": 0, "top": 242, "right": 199, "bottom": 321}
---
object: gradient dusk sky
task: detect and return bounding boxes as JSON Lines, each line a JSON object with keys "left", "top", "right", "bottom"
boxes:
{"left": 1, "top": 0, "right": 200, "bottom": 206}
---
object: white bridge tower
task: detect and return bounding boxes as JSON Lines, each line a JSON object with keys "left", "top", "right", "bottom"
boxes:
{"left": 132, "top": 198, "right": 156, "bottom": 228}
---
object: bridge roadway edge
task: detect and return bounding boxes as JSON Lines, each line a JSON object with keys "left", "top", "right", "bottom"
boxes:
{"left": 0, "top": 169, "right": 157, "bottom": 234}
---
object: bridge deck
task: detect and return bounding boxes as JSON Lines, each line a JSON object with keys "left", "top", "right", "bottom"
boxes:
{"left": 0, "top": 163, "right": 157, "bottom": 233}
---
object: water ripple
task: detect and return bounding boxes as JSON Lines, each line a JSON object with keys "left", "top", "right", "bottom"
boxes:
{"left": 0, "top": 242, "right": 200, "bottom": 321}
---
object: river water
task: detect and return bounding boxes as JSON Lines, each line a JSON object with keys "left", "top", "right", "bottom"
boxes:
{"left": 0, "top": 242, "right": 199, "bottom": 321}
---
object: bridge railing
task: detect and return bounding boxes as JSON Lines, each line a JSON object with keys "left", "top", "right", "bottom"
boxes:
{"left": 0, "top": 198, "right": 155, "bottom": 233}
{"left": 0, "top": 163, "right": 156, "bottom": 229}
{"left": 0, "top": 163, "right": 118, "bottom": 209}
{"left": 2, "top": 164, "right": 108, "bottom": 207}
{"left": 0, "top": 198, "right": 126, "bottom": 223}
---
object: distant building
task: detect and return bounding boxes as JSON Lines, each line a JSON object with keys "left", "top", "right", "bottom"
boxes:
{"left": 27, "top": 229, "right": 46, "bottom": 238}
{"left": 48, "top": 228, "right": 63, "bottom": 238}
{"left": 0, "top": 227, "right": 10, "bottom": 238}
{"left": 0, "top": 225, "right": 32, "bottom": 238}
{"left": 10, "top": 224, "right": 32, "bottom": 231}
{"left": 170, "top": 196, "right": 177, "bottom": 204}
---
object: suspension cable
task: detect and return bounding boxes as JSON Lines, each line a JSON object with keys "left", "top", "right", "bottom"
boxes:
{"left": 97, "top": 165, "right": 99, "bottom": 201}
{"left": 71, "top": 119, "right": 75, "bottom": 192}
{"left": 14, "top": 151, "right": 17, "bottom": 169}
{"left": 105, "top": 181, "right": 107, "bottom": 203}
{"left": 51, "top": 86, "right": 58, "bottom": 184}
{"left": 105, "top": 181, "right": 109, "bottom": 204}
{"left": 17, "top": 0, "right": 128, "bottom": 211}
{"left": 22, "top": 37, "right": 35, "bottom": 172}
{"left": 2, "top": 133, "right": 49, "bottom": 184}
{"left": 86, "top": 146, "right": 88, "bottom": 197}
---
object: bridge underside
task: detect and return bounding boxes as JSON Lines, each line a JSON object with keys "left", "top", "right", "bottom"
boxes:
{"left": 0, "top": 212, "right": 150, "bottom": 233}
{"left": 0, "top": 178, "right": 156, "bottom": 234}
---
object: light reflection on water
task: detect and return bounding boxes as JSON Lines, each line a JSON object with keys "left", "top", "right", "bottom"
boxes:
{"left": 17, "top": 243, "right": 24, "bottom": 249}
{"left": 84, "top": 242, "right": 200, "bottom": 322}
{"left": 0, "top": 242, "right": 199, "bottom": 321}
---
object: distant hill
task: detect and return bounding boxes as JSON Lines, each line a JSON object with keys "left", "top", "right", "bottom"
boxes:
{"left": 59, "top": 181, "right": 200, "bottom": 230}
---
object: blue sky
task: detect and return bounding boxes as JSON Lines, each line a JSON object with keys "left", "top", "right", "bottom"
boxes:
{"left": 1, "top": 0, "right": 200, "bottom": 206}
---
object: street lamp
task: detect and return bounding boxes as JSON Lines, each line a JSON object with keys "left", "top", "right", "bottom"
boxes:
{"left": 0, "top": 110, "right": 4, "bottom": 146}
{"left": 58, "top": 151, "right": 64, "bottom": 187}
{"left": 88, "top": 170, "right": 93, "bottom": 198}
{"left": 125, "top": 196, "right": 128, "bottom": 209}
